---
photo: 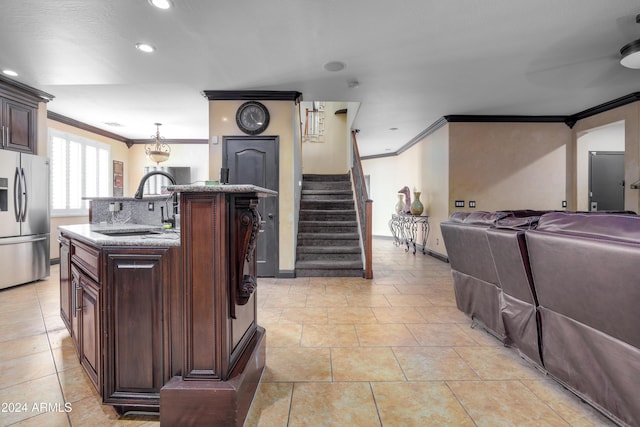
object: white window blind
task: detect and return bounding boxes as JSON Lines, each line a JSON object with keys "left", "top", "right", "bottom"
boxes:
{"left": 49, "top": 129, "right": 111, "bottom": 216}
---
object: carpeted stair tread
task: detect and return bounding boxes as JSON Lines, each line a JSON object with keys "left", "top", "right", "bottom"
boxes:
{"left": 302, "top": 174, "right": 350, "bottom": 181}
{"left": 297, "top": 246, "right": 361, "bottom": 254}
{"left": 298, "top": 220, "right": 358, "bottom": 228}
{"left": 302, "top": 189, "right": 352, "bottom": 194}
{"left": 295, "top": 173, "right": 364, "bottom": 277}
{"left": 296, "top": 260, "right": 363, "bottom": 269}
{"left": 298, "top": 232, "right": 359, "bottom": 239}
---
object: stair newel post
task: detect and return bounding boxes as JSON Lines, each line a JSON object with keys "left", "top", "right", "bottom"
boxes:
{"left": 365, "top": 199, "right": 373, "bottom": 279}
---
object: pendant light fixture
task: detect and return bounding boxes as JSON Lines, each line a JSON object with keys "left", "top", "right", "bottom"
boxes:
{"left": 146, "top": 123, "right": 171, "bottom": 164}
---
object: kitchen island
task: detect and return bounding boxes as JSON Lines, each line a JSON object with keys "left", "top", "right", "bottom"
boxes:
{"left": 58, "top": 223, "right": 183, "bottom": 413}
{"left": 59, "top": 184, "right": 276, "bottom": 426}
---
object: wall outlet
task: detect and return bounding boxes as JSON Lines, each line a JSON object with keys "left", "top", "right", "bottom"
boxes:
{"left": 562, "top": 200, "right": 567, "bottom": 208}
{"left": 148, "top": 202, "right": 155, "bottom": 211}
{"left": 109, "top": 202, "right": 121, "bottom": 212}
{"left": 455, "top": 200, "right": 465, "bottom": 208}
{"left": 435, "top": 238, "right": 440, "bottom": 246}
{"left": 469, "top": 201, "right": 476, "bottom": 208}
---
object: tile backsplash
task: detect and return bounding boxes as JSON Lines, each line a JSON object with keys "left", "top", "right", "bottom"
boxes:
{"left": 89, "top": 196, "right": 178, "bottom": 226}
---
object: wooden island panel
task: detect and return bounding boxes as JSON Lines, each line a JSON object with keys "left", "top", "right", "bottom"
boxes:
{"left": 161, "top": 187, "right": 271, "bottom": 427}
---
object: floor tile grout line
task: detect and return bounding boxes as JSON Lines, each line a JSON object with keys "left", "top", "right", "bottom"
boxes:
{"left": 367, "top": 382, "right": 385, "bottom": 427}
{"left": 444, "top": 380, "right": 479, "bottom": 427}
{"left": 33, "top": 273, "right": 73, "bottom": 427}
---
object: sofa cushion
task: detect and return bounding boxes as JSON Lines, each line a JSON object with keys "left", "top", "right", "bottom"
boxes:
{"left": 462, "top": 211, "right": 509, "bottom": 226}
{"left": 537, "top": 212, "right": 640, "bottom": 244}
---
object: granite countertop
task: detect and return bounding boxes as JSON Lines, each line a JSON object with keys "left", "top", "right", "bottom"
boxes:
{"left": 81, "top": 195, "right": 172, "bottom": 201}
{"left": 59, "top": 223, "right": 181, "bottom": 247}
{"left": 167, "top": 184, "right": 277, "bottom": 196}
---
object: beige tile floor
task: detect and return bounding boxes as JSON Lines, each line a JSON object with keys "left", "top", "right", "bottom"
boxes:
{"left": 0, "top": 238, "right": 616, "bottom": 426}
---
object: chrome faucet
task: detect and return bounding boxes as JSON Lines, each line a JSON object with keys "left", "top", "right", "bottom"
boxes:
{"left": 134, "top": 170, "right": 178, "bottom": 226}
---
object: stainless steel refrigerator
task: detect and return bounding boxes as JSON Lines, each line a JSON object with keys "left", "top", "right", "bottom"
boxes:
{"left": 0, "top": 150, "right": 50, "bottom": 289}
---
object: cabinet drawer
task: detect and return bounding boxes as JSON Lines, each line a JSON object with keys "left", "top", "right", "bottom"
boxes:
{"left": 72, "top": 240, "right": 100, "bottom": 282}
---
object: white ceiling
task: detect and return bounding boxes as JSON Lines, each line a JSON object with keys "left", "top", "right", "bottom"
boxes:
{"left": 1, "top": 0, "right": 639, "bottom": 156}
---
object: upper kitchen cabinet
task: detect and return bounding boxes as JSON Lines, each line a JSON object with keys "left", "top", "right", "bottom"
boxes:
{"left": 0, "top": 75, "right": 53, "bottom": 155}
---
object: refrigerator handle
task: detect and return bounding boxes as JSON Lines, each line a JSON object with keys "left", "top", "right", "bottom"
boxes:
{"left": 14, "top": 167, "right": 21, "bottom": 222}
{"left": 20, "top": 168, "right": 28, "bottom": 222}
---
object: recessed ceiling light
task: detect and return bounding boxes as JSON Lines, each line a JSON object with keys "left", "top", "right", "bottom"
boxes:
{"left": 323, "top": 61, "right": 346, "bottom": 72}
{"left": 389, "top": 127, "right": 398, "bottom": 131}
{"left": 2, "top": 69, "right": 18, "bottom": 77}
{"left": 136, "top": 43, "right": 156, "bottom": 53}
{"left": 347, "top": 80, "right": 360, "bottom": 89}
{"left": 148, "top": 0, "right": 172, "bottom": 9}
{"left": 103, "top": 121, "right": 124, "bottom": 127}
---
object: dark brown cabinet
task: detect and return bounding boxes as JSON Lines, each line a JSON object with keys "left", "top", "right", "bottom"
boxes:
{"left": 1, "top": 97, "right": 37, "bottom": 153}
{"left": 59, "top": 232, "right": 181, "bottom": 412}
{"left": 78, "top": 271, "right": 101, "bottom": 389}
{"left": 0, "top": 76, "right": 51, "bottom": 154}
{"left": 68, "top": 263, "right": 101, "bottom": 390}
{"left": 59, "top": 236, "right": 71, "bottom": 331}
{"left": 103, "top": 249, "right": 173, "bottom": 409}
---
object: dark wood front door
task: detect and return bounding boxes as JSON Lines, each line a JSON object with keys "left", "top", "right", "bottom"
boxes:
{"left": 223, "top": 136, "right": 279, "bottom": 276}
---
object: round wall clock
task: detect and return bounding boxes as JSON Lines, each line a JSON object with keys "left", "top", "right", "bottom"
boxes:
{"left": 236, "top": 101, "right": 270, "bottom": 135}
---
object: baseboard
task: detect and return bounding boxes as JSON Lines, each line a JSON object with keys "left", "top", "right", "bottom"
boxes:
{"left": 276, "top": 270, "right": 296, "bottom": 278}
{"left": 421, "top": 247, "right": 449, "bottom": 263}
{"left": 373, "top": 235, "right": 395, "bottom": 240}
{"left": 372, "top": 235, "right": 450, "bottom": 263}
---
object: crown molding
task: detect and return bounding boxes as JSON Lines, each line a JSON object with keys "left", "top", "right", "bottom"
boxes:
{"left": 130, "top": 138, "right": 208, "bottom": 145}
{"left": 361, "top": 117, "right": 449, "bottom": 161}
{"left": 444, "top": 114, "right": 567, "bottom": 123}
{"left": 47, "top": 111, "right": 133, "bottom": 147}
{"left": 564, "top": 92, "right": 640, "bottom": 128}
{"left": 202, "top": 90, "right": 303, "bottom": 103}
{"left": 362, "top": 91, "right": 640, "bottom": 160}
{"left": 0, "top": 75, "right": 54, "bottom": 102}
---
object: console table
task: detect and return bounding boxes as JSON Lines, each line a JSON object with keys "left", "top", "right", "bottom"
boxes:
{"left": 389, "top": 213, "right": 430, "bottom": 255}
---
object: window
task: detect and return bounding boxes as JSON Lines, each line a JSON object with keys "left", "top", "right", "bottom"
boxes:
{"left": 49, "top": 129, "right": 111, "bottom": 216}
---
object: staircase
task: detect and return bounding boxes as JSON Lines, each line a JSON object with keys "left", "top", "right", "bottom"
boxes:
{"left": 296, "top": 174, "right": 364, "bottom": 277}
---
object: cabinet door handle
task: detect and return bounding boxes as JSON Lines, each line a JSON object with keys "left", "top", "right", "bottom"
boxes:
{"left": 71, "top": 276, "right": 77, "bottom": 317}
{"left": 72, "top": 277, "right": 83, "bottom": 315}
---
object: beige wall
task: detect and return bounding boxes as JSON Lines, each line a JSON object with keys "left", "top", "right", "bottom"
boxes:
{"left": 128, "top": 143, "right": 209, "bottom": 195}
{"left": 449, "top": 122, "right": 569, "bottom": 212}
{"left": 302, "top": 102, "right": 350, "bottom": 174}
{"left": 365, "top": 121, "right": 570, "bottom": 258}
{"left": 363, "top": 124, "right": 450, "bottom": 256}
{"left": 571, "top": 102, "right": 640, "bottom": 213}
{"left": 208, "top": 100, "right": 300, "bottom": 273}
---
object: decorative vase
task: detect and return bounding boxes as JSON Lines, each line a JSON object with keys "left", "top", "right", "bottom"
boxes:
{"left": 395, "top": 194, "right": 404, "bottom": 213}
{"left": 410, "top": 191, "right": 424, "bottom": 215}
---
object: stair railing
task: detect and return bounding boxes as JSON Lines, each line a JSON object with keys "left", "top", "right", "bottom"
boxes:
{"left": 351, "top": 130, "right": 373, "bottom": 279}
